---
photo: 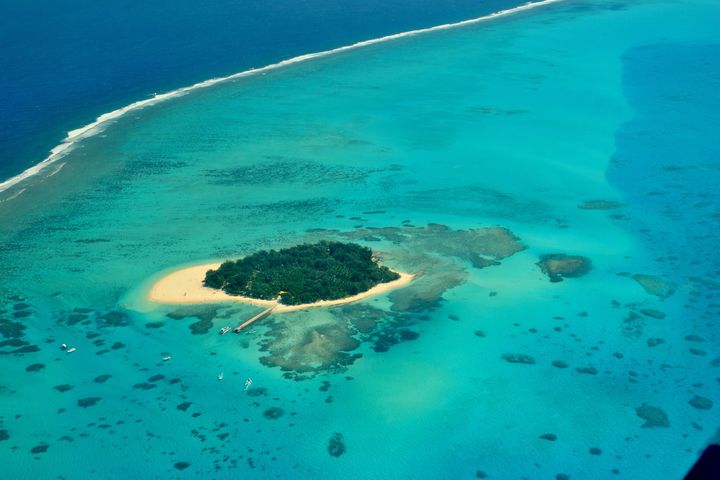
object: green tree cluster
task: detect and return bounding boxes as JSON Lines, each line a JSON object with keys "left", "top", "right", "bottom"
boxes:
{"left": 203, "top": 241, "right": 400, "bottom": 305}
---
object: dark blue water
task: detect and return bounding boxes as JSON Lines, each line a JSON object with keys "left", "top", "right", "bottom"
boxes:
{"left": 0, "top": 0, "right": 526, "bottom": 183}
{"left": 609, "top": 41, "right": 720, "bottom": 412}
{"left": 610, "top": 43, "right": 720, "bottom": 282}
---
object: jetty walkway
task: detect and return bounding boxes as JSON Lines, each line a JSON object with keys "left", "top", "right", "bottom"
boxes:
{"left": 234, "top": 300, "right": 279, "bottom": 332}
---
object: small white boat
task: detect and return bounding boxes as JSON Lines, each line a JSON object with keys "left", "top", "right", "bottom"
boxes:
{"left": 219, "top": 326, "right": 231, "bottom": 335}
{"left": 244, "top": 378, "right": 252, "bottom": 390}
{"left": 66, "top": 347, "right": 76, "bottom": 354}
{"left": 60, "top": 343, "right": 67, "bottom": 350}
{"left": 162, "top": 355, "right": 172, "bottom": 361}
{"left": 218, "top": 372, "right": 224, "bottom": 381}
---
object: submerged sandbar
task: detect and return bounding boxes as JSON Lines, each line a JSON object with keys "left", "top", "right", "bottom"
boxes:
{"left": 148, "top": 263, "right": 414, "bottom": 313}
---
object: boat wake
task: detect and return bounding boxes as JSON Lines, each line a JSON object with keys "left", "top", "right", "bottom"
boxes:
{"left": 0, "top": 0, "right": 565, "bottom": 196}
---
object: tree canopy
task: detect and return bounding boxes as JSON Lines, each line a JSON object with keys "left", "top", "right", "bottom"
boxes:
{"left": 203, "top": 241, "right": 400, "bottom": 305}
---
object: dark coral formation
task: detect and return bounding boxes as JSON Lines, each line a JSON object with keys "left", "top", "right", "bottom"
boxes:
{"left": 635, "top": 404, "right": 670, "bottom": 428}
{"left": 501, "top": 353, "right": 536, "bottom": 365}
{"left": 133, "top": 382, "right": 157, "bottom": 390}
{"left": 259, "top": 317, "right": 361, "bottom": 379}
{"left": 99, "top": 310, "right": 131, "bottom": 327}
{"left": 537, "top": 254, "right": 592, "bottom": 282}
{"left": 640, "top": 308, "right": 666, "bottom": 319}
{"left": 578, "top": 200, "right": 624, "bottom": 210}
{"left": 336, "top": 304, "right": 385, "bottom": 334}
{"left": 575, "top": 367, "right": 598, "bottom": 375}
{"left": 0, "top": 342, "right": 39, "bottom": 355}
{"left": 0, "top": 316, "right": 27, "bottom": 338}
{"left": 30, "top": 443, "right": 49, "bottom": 454}
{"left": 203, "top": 159, "right": 375, "bottom": 187}
{"left": 622, "top": 311, "right": 645, "bottom": 338}
{"left": 688, "top": 395, "right": 713, "bottom": 410}
{"left": 335, "top": 304, "right": 424, "bottom": 354}
{"left": 263, "top": 407, "right": 284, "bottom": 420}
{"left": 77, "top": 397, "right": 101, "bottom": 408}
{"left": 66, "top": 313, "right": 88, "bottom": 326}
{"left": 341, "top": 223, "right": 524, "bottom": 266}
{"left": 327, "top": 433, "right": 346, "bottom": 457}
{"left": 246, "top": 387, "right": 267, "bottom": 397}
{"left": 167, "top": 305, "right": 220, "bottom": 335}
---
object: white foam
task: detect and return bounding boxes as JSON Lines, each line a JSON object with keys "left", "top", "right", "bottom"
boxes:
{"left": 0, "top": 0, "right": 564, "bottom": 195}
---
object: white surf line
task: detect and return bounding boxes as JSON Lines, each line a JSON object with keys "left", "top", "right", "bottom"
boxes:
{"left": 0, "top": 0, "right": 565, "bottom": 195}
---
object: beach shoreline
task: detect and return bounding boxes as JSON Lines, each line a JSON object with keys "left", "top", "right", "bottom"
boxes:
{"left": 147, "top": 262, "right": 414, "bottom": 313}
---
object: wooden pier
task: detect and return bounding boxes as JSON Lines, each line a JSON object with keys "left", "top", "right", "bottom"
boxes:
{"left": 234, "top": 303, "right": 277, "bottom": 333}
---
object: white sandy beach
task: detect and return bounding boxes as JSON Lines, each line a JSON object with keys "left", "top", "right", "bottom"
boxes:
{"left": 147, "top": 262, "right": 414, "bottom": 313}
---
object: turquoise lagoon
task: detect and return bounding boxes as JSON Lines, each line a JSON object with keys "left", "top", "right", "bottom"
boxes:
{"left": 1, "top": 0, "right": 719, "bottom": 478}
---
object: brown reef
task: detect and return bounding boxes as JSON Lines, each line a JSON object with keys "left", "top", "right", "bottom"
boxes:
{"left": 537, "top": 254, "right": 592, "bottom": 282}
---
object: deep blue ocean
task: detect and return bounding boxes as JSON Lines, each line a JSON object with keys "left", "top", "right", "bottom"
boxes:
{"left": 0, "top": 0, "right": 528, "bottom": 183}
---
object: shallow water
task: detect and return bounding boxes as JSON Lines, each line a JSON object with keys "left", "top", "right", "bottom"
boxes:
{"left": 1, "top": 0, "right": 718, "bottom": 478}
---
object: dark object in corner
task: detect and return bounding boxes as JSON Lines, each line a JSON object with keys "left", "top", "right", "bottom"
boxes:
{"left": 685, "top": 444, "right": 720, "bottom": 480}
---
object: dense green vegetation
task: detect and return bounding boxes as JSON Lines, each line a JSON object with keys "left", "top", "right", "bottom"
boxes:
{"left": 204, "top": 241, "right": 400, "bottom": 305}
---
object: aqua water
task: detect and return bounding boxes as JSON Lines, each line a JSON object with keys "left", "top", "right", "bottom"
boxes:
{"left": 1, "top": 0, "right": 718, "bottom": 478}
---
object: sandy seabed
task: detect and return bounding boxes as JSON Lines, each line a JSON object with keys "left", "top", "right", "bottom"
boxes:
{"left": 147, "top": 262, "right": 414, "bottom": 313}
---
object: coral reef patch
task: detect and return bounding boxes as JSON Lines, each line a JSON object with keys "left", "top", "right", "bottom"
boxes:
{"left": 328, "top": 433, "right": 346, "bottom": 457}
{"left": 632, "top": 274, "right": 676, "bottom": 298}
{"left": 635, "top": 404, "right": 670, "bottom": 428}
{"left": 537, "top": 254, "right": 592, "bottom": 282}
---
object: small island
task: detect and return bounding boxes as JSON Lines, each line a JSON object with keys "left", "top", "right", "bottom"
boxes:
{"left": 147, "top": 241, "right": 413, "bottom": 312}
{"left": 204, "top": 241, "right": 400, "bottom": 305}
